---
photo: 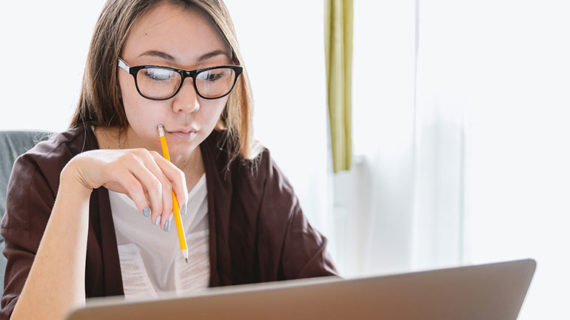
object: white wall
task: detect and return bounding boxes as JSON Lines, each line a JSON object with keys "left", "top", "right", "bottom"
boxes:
{"left": 0, "top": 1, "right": 106, "bottom": 131}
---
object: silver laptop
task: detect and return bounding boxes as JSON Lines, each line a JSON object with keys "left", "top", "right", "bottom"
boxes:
{"left": 66, "top": 258, "right": 535, "bottom": 320}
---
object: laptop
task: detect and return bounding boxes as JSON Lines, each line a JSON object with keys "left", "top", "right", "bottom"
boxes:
{"left": 66, "top": 258, "right": 535, "bottom": 320}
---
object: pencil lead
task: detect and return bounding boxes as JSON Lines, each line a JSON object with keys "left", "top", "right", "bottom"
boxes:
{"left": 185, "top": 257, "right": 189, "bottom": 264}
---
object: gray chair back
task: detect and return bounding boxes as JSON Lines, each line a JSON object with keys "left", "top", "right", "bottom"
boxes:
{"left": 0, "top": 131, "right": 53, "bottom": 296}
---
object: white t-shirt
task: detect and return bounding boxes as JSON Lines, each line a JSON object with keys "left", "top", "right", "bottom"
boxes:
{"left": 109, "top": 173, "right": 210, "bottom": 299}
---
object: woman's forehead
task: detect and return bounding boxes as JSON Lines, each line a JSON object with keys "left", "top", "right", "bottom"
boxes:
{"left": 122, "top": 1, "right": 230, "bottom": 67}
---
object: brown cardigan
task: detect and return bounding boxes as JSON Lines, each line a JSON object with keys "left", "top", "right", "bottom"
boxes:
{"left": 0, "top": 125, "right": 337, "bottom": 318}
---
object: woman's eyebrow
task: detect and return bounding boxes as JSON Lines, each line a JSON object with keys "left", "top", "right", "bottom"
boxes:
{"left": 138, "top": 49, "right": 230, "bottom": 63}
{"left": 139, "top": 50, "right": 176, "bottom": 61}
{"left": 197, "top": 49, "right": 229, "bottom": 62}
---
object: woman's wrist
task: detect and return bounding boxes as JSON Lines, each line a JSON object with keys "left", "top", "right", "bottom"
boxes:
{"left": 60, "top": 159, "right": 94, "bottom": 199}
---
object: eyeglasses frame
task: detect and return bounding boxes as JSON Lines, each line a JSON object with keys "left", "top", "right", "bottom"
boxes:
{"left": 117, "top": 58, "right": 243, "bottom": 101}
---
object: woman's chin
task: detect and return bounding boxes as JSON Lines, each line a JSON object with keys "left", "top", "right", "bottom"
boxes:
{"left": 166, "top": 135, "right": 201, "bottom": 156}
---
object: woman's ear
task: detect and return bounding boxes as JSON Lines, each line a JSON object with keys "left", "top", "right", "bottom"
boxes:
{"left": 215, "top": 104, "right": 228, "bottom": 131}
{"left": 215, "top": 118, "right": 226, "bottom": 131}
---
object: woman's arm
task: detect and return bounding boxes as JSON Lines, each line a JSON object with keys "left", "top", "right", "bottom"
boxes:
{"left": 254, "top": 151, "right": 338, "bottom": 280}
{"left": 8, "top": 148, "right": 189, "bottom": 320}
{"left": 10, "top": 168, "right": 92, "bottom": 320}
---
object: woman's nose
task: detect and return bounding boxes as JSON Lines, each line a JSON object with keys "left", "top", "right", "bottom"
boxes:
{"left": 172, "top": 78, "right": 200, "bottom": 113}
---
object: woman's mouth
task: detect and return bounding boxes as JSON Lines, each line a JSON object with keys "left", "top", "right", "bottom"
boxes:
{"left": 167, "top": 128, "right": 199, "bottom": 140}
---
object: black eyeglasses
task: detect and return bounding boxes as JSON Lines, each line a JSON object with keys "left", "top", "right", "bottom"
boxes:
{"left": 118, "top": 58, "right": 243, "bottom": 101}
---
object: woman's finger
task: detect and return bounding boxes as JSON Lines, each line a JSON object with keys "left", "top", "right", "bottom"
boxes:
{"left": 125, "top": 153, "right": 165, "bottom": 221}
{"left": 132, "top": 149, "right": 175, "bottom": 228}
{"left": 151, "top": 151, "right": 188, "bottom": 221}
{"left": 113, "top": 169, "right": 149, "bottom": 216}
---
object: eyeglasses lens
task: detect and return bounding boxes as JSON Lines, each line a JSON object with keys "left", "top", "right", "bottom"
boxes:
{"left": 136, "top": 68, "right": 180, "bottom": 100}
{"left": 196, "top": 68, "right": 236, "bottom": 98}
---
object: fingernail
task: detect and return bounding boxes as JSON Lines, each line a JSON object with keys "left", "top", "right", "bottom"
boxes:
{"left": 143, "top": 207, "right": 151, "bottom": 218}
{"left": 181, "top": 203, "right": 187, "bottom": 215}
{"left": 164, "top": 218, "right": 171, "bottom": 232}
{"left": 155, "top": 216, "right": 161, "bottom": 226}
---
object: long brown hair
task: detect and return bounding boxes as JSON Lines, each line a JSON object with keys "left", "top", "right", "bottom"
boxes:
{"left": 70, "top": 0, "right": 258, "bottom": 159}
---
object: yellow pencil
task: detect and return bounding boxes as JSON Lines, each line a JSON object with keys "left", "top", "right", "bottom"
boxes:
{"left": 158, "top": 124, "right": 189, "bottom": 263}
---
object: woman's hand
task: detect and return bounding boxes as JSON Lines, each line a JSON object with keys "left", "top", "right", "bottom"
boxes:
{"left": 63, "top": 148, "right": 188, "bottom": 230}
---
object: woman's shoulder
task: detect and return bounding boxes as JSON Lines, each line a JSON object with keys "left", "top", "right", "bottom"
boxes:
{"left": 203, "top": 129, "right": 267, "bottom": 176}
{"left": 20, "top": 125, "right": 96, "bottom": 167}
{"left": 11, "top": 125, "right": 97, "bottom": 190}
{"left": 3, "top": 125, "right": 98, "bottom": 231}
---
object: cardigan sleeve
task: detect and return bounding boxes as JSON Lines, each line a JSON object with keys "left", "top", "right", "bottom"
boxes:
{"left": 0, "top": 154, "right": 56, "bottom": 319}
{"left": 255, "top": 150, "right": 338, "bottom": 280}
{"left": 281, "top": 201, "right": 338, "bottom": 278}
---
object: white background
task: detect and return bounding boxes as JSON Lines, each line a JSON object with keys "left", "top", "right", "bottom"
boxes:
{"left": 1, "top": 1, "right": 570, "bottom": 318}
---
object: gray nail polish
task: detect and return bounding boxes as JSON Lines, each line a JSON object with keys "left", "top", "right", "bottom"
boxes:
{"left": 164, "top": 219, "right": 171, "bottom": 232}
{"left": 182, "top": 203, "right": 187, "bottom": 215}
{"left": 143, "top": 207, "right": 151, "bottom": 218}
{"left": 155, "top": 216, "right": 161, "bottom": 226}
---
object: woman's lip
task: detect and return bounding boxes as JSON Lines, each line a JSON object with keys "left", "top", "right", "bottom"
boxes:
{"left": 169, "top": 130, "right": 197, "bottom": 134}
{"left": 166, "top": 128, "right": 199, "bottom": 134}
{"left": 167, "top": 130, "right": 198, "bottom": 140}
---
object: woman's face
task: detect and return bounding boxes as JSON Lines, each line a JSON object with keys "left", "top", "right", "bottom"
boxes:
{"left": 118, "top": 1, "right": 232, "bottom": 157}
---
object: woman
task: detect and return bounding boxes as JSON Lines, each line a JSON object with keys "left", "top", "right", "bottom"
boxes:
{"left": 0, "top": 0, "right": 337, "bottom": 319}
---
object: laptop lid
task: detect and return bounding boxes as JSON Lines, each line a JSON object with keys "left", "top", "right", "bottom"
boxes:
{"left": 66, "top": 258, "right": 535, "bottom": 320}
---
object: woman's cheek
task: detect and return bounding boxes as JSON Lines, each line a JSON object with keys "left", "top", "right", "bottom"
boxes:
{"left": 124, "top": 100, "right": 167, "bottom": 139}
{"left": 198, "top": 100, "right": 224, "bottom": 126}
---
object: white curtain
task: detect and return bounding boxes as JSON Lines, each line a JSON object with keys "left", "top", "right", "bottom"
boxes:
{"left": 343, "top": 0, "right": 570, "bottom": 319}
{"left": 334, "top": 0, "right": 465, "bottom": 278}
{"left": 339, "top": 0, "right": 419, "bottom": 276}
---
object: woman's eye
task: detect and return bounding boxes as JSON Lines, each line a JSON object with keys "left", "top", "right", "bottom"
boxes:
{"left": 200, "top": 70, "right": 225, "bottom": 82}
{"left": 143, "top": 68, "right": 173, "bottom": 81}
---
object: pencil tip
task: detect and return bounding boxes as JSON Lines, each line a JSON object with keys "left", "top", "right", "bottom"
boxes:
{"left": 185, "top": 257, "right": 189, "bottom": 264}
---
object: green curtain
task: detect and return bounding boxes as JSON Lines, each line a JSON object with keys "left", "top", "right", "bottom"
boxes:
{"left": 325, "top": 0, "right": 353, "bottom": 173}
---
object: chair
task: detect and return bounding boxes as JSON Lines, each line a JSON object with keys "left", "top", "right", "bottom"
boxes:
{"left": 0, "top": 131, "right": 53, "bottom": 297}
